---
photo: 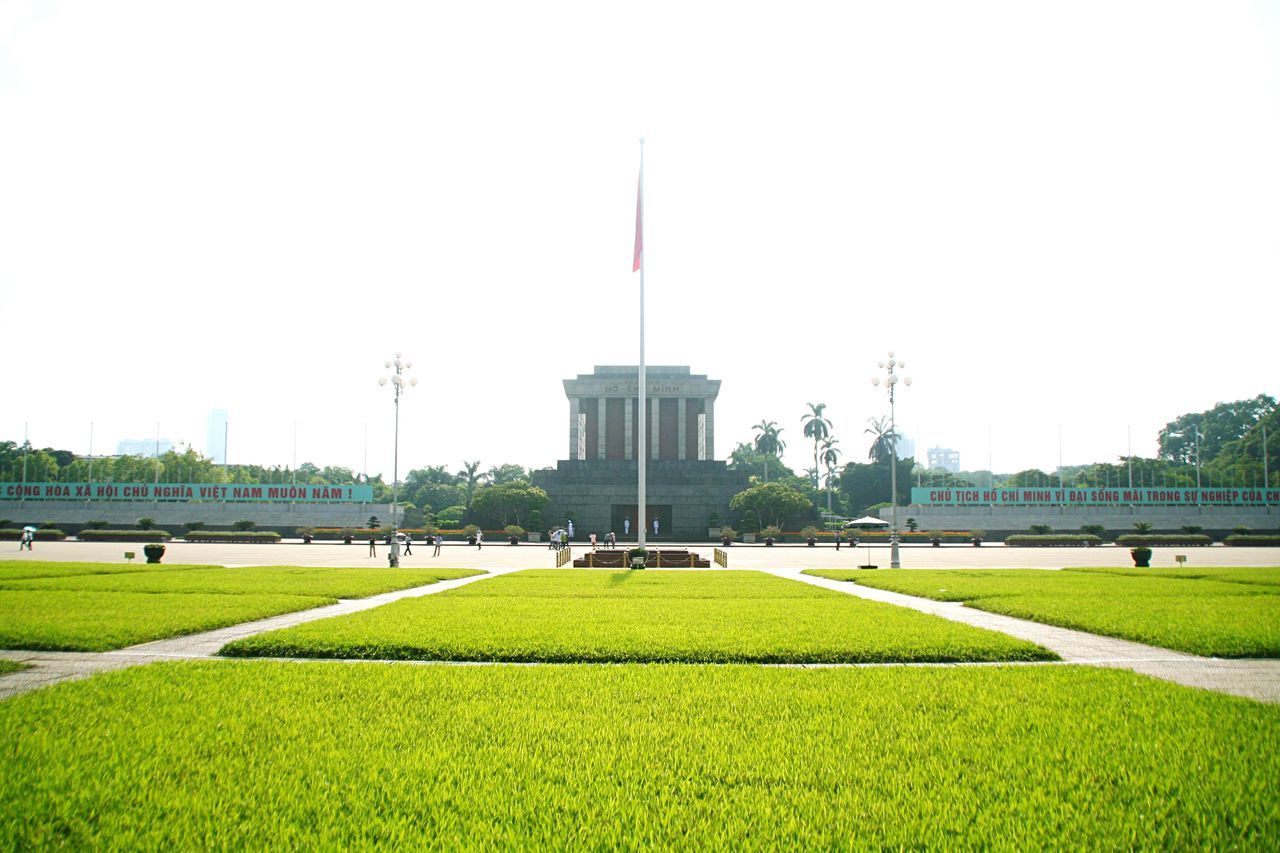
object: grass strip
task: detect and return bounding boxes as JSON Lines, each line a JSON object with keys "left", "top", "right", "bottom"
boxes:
{"left": 1, "top": 661, "right": 1277, "bottom": 848}
{"left": 1066, "top": 565, "right": 1280, "bottom": 588}
{"left": 224, "top": 569, "right": 1053, "bottom": 663}
{"left": 0, "top": 565, "right": 482, "bottom": 599}
{"left": 806, "top": 568, "right": 1280, "bottom": 657}
{"left": 0, "top": 660, "right": 28, "bottom": 675}
{"left": 0, "top": 560, "right": 225, "bottom": 581}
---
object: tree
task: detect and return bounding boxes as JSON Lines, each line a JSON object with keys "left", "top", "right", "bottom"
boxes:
{"left": 864, "top": 417, "right": 901, "bottom": 464}
{"left": 727, "top": 442, "right": 796, "bottom": 484}
{"left": 486, "top": 463, "right": 528, "bottom": 485}
{"left": 801, "top": 403, "right": 831, "bottom": 489}
{"left": 729, "top": 482, "right": 812, "bottom": 530}
{"left": 459, "top": 460, "right": 484, "bottom": 503}
{"left": 837, "top": 459, "right": 913, "bottom": 516}
{"left": 1158, "top": 394, "right": 1277, "bottom": 464}
{"left": 820, "top": 437, "right": 841, "bottom": 513}
{"left": 752, "top": 421, "right": 785, "bottom": 483}
{"left": 468, "top": 481, "right": 550, "bottom": 527}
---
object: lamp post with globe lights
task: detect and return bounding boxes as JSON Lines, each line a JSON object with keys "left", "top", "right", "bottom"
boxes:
{"left": 872, "top": 351, "right": 912, "bottom": 568}
{"left": 378, "top": 353, "right": 417, "bottom": 567}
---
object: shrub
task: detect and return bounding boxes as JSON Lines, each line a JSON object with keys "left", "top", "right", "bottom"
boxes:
{"left": 463, "top": 524, "right": 481, "bottom": 538}
{"left": 1133, "top": 522, "right": 1154, "bottom": 534}
{"left": 184, "top": 521, "right": 206, "bottom": 531}
{"left": 183, "top": 531, "right": 281, "bottom": 543}
{"left": 800, "top": 526, "right": 820, "bottom": 540}
{"left": 136, "top": 517, "right": 157, "bottom": 530}
{"left": 1224, "top": 534, "right": 1280, "bottom": 547}
{"left": 233, "top": 520, "right": 257, "bottom": 531}
{"left": 1028, "top": 524, "right": 1054, "bottom": 535}
{"left": 1004, "top": 535, "right": 1102, "bottom": 547}
{"left": 368, "top": 516, "right": 380, "bottom": 528}
{"left": 761, "top": 525, "right": 782, "bottom": 540}
{"left": 296, "top": 526, "right": 316, "bottom": 538}
{"left": 504, "top": 524, "right": 526, "bottom": 538}
{"left": 84, "top": 520, "right": 110, "bottom": 530}
{"left": 0, "top": 528, "right": 67, "bottom": 541}
{"left": 77, "top": 530, "right": 173, "bottom": 542}
{"left": 1233, "top": 525, "right": 1252, "bottom": 535}
{"left": 1080, "top": 524, "right": 1106, "bottom": 539}
{"left": 1114, "top": 534, "right": 1212, "bottom": 547}
{"left": 905, "top": 517, "right": 919, "bottom": 532}
{"left": 719, "top": 526, "right": 737, "bottom": 540}
{"left": 1181, "top": 525, "right": 1203, "bottom": 535}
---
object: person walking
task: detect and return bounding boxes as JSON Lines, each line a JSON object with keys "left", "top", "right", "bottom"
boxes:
{"left": 402, "top": 532, "right": 413, "bottom": 556}
{"left": 18, "top": 529, "right": 32, "bottom": 551}
{"left": 432, "top": 533, "right": 443, "bottom": 557}
{"left": 368, "top": 536, "right": 377, "bottom": 558}
{"left": 475, "top": 528, "right": 483, "bottom": 549}
{"left": 607, "top": 531, "right": 616, "bottom": 548}
{"left": 589, "top": 532, "right": 597, "bottom": 551}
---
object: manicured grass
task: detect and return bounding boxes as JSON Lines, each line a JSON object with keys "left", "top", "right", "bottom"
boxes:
{"left": 0, "top": 560, "right": 225, "bottom": 581}
{"left": 224, "top": 569, "right": 1053, "bottom": 663}
{"left": 0, "top": 660, "right": 27, "bottom": 675}
{"left": 1, "top": 661, "right": 1277, "bottom": 848}
{"left": 0, "top": 562, "right": 482, "bottom": 652}
{"left": 1068, "top": 565, "right": 1280, "bottom": 588}
{"left": 0, "top": 565, "right": 483, "bottom": 600}
{"left": 805, "top": 568, "right": 1280, "bottom": 657}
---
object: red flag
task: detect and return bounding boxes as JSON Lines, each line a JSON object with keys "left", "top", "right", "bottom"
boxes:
{"left": 632, "top": 172, "right": 643, "bottom": 272}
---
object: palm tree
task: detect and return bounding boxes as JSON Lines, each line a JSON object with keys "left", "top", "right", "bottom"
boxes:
{"left": 459, "top": 460, "right": 483, "bottom": 503}
{"left": 820, "top": 437, "right": 841, "bottom": 513}
{"left": 752, "top": 420, "right": 785, "bottom": 482}
{"left": 801, "top": 403, "right": 831, "bottom": 489}
{"left": 865, "top": 417, "right": 901, "bottom": 465}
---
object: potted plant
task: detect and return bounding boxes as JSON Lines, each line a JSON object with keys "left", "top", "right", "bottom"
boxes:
{"left": 970, "top": 529, "right": 984, "bottom": 547}
{"left": 143, "top": 542, "right": 166, "bottom": 564}
{"left": 801, "top": 525, "right": 819, "bottom": 547}
{"left": 928, "top": 530, "right": 943, "bottom": 547}
{"left": 340, "top": 527, "right": 355, "bottom": 545}
{"left": 761, "top": 525, "right": 781, "bottom": 546}
{"left": 464, "top": 524, "right": 480, "bottom": 545}
{"left": 505, "top": 524, "right": 525, "bottom": 545}
{"left": 298, "top": 526, "right": 315, "bottom": 544}
{"left": 628, "top": 546, "right": 648, "bottom": 569}
{"left": 1131, "top": 546, "right": 1152, "bottom": 568}
{"left": 719, "top": 526, "right": 737, "bottom": 547}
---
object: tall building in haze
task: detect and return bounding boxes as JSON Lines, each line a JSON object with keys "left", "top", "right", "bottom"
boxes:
{"left": 205, "top": 409, "right": 228, "bottom": 465}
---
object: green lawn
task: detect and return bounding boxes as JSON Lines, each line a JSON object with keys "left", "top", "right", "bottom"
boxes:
{"left": 805, "top": 568, "right": 1280, "bottom": 657}
{"left": 1068, "top": 565, "right": 1280, "bottom": 588}
{"left": 0, "top": 660, "right": 27, "bottom": 675}
{"left": 1, "top": 661, "right": 1276, "bottom": 848}
{"left": 0, "top": 562, "right": 482, "bottom": 652}
{"left": 224, "top": 569, "right": 1053, "bottom": 663}
{"left": 0, "top": 560, "right": 226, "bottom": 581}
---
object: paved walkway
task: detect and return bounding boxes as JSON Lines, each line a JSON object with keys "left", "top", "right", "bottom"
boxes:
{"left": 767, "top": 567, "right": 1280, "bottom": 704}
{"left": 3, "top": 564, "right": 1278, "bottom": 705}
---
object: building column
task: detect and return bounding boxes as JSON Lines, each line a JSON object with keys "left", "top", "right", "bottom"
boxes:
{"left": 704, "top": 398, "right": 715, "bottom": 460}
{"left": 677, "top": 397, "right": 687, "bottom": 460}
{"left": 650, "top": 398, "right": 661, "bottom": 460}
{"left": 596, "top": 397, "right": 607, "bottom": 460}
{"left": 569, "top": 396, "right": 580, "bottom": 460}
{"left": 623, "top": 397, "right": 634, "bottom": 461}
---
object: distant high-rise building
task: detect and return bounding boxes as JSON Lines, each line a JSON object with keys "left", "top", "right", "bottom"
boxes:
{"left": 928, "top": 446, "right": 961, "bottom": 473}
{"left": 206, "top": 409, "right": 228, "bottom": 465}
{"left": 117, "top": 438, "right": 174, "bottom": 458}
{"left": 895, "top": 435, "right": 916, "bottom": 462}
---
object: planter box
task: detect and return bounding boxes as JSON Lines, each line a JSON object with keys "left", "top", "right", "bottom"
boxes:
{"left": 743, "top": 533, "right": 756, "bottom": 544}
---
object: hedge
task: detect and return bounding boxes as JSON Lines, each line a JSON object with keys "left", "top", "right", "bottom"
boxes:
{"left": 183, "top": 531, "right": 282, "bottom": 543}
{"left": 838, "top": 531, "right": 978, "bottom": 543}
{"left": 0, "top": 528, "right": 68, "bottom": 541}
{"left": 1004, "top": 535, "right": 1102, "bottom": 547}
{"left": 1224, "top": 534, "right": 1280, "bottom": 547}
{"left": 1114, "top": 534, "right": 1213, "bottom": 547}
{"left": 76, "top": 530, "right": 173, "bottom": 543}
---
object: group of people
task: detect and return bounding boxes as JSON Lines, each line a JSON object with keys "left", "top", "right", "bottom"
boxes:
{"left": 367, "top": 532, "right": 444, "bottom": 558}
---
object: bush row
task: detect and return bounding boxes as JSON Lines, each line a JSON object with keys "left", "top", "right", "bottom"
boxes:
{"left": 1004, "top": 535, "right": 1103, "bottom": 547}
{"left": 0, "top": 528, "right": 68, "bottom": 541}
{"left": 1224, "top": 535, "right": 1280, "bottom": 546}
{"left": 183, "top": 531, "right": 282, "bottom": 543}
{"left": 1113, "top": 534, "right": 1213, "bottom": 547}
{"left": 76, "top": 530, "right": 173, "bottom": 542}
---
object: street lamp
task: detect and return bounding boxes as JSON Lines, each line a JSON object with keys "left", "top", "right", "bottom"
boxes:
{"left": 378, "top": 353, "right": 417, "bottom": 567}
{"left": 872, "top": 351, "right": 912, "bottom": 569}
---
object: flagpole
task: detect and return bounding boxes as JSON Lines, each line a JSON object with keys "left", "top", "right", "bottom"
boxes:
{"left": 636, "top": 138, "right": 647, "bottom": 548}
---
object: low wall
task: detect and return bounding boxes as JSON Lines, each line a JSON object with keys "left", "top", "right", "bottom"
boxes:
{"left": 0, "top": 501, "right": 392, "bottom": 529}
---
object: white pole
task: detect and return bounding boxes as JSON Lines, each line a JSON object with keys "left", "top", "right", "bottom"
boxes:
{"left": 636, "top": 139, "right": 647, "bottom": 549}
{"left": 87, "top": 422, "right": 94, "bottom": 498}
{"left": 1263, "top": 423, "right": 1269, "bottom": 504}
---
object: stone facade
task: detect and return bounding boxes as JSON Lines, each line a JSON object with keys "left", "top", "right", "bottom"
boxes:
{"left": 536, "top": 366, "right": 746, "bottom": 540}
{"left": 0, "top": 501, "right": 389, "bottom": 529}
{"left": 878, "top": 504, "right": 1277, "bottom": 535}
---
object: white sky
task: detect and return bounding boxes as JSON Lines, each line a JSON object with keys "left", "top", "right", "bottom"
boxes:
{"left": 3, "top": 1, "right": 1278, "bottom": 480}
